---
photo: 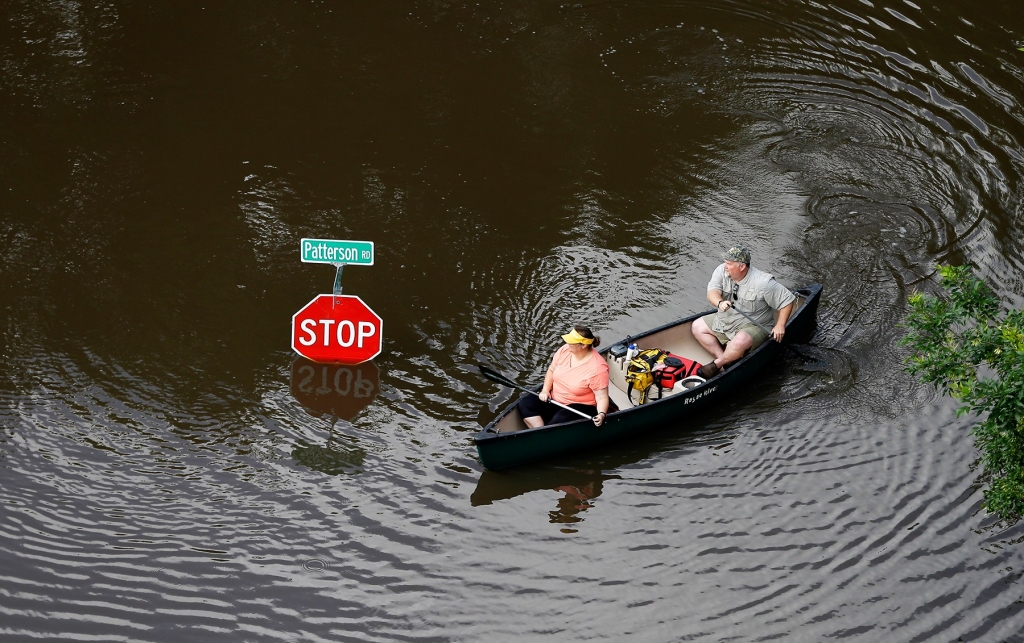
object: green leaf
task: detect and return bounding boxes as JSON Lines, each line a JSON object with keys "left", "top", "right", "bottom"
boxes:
{"left": 904, "top": 265, "right": 1024, "bottom": 523}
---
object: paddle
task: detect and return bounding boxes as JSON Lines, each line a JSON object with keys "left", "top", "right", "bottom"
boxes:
{"left": 724, "top": 304, "right": 813, "bottom": 362}
{"left": 477, "top": 365, "right": 594, "bottom": 420}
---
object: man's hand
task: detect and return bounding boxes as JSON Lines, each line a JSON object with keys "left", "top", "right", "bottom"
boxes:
{"left": 771, "top": 323, "right": 786, "bottom": 342}
{"left": 718, "top": 300, "right": 732, "bottom": 312}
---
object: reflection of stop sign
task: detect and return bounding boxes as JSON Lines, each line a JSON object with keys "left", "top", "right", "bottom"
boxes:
{"left": 291, "top": 358, "right": 380, "bottom": 421}
{"left": 291, "top": 295, "right": 383, "bottom": 364}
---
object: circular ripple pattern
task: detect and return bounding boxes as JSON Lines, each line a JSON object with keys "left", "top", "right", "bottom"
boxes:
{"left": 302, "top": 559, "right": 328, "bottom": 572}
{"left": 2, "top": 1, "right": 1024, "bottom": 642}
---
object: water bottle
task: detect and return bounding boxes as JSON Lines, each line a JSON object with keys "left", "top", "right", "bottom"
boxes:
{"left": 627, "top": 343, "right": 638, "bottom": 361}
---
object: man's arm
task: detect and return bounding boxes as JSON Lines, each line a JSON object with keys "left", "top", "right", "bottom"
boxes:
{"left": 707, "top": 289, "right": 731, "bottom": 312}
{"left": 771, "top": 301, "right": 794, "bottom": 342}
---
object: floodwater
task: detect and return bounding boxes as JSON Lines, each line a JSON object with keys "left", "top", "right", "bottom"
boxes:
{"left": 3, "top": 1, "right": 1024, "bottom": 641}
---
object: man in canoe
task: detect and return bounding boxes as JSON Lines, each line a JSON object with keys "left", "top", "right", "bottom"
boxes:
{"left": 691, "top": 245, "right": 796, "bottom": 379}
{"left": 519, "top": 326, "right": 611, "bottom": 428}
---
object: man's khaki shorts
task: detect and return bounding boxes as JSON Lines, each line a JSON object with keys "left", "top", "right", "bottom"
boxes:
{"left": 701, "top": 313, "right": 770, "bottom": 349}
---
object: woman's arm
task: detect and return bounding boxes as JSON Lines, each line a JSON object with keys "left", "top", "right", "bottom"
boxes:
{"left": 539, "top": 363, "right": 555, "bottom": 402}
{"left": 592, "top": 387, "right": 610, "bottom": 426}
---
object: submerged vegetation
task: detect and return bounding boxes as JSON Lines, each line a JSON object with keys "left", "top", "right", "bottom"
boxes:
{"left": 902, "top": 265, "right": 1024, "bottom": 522}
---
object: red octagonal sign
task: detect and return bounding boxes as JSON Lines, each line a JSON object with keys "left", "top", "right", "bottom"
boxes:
{"left": 291, "top": 295, "right": 383, "bottom": 364}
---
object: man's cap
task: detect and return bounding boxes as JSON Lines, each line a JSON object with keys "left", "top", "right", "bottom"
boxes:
{"left": 721, "top": 245, "right": 751, "bottom": 264}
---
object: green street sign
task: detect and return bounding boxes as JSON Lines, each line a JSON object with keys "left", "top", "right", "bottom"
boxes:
{"left": 301, "top": 239, "right": 374, "bottom": 265}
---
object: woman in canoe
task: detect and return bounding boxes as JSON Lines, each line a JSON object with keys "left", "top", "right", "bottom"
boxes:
{"left": 520, "top": 326, "right": 611, "bottom": 428}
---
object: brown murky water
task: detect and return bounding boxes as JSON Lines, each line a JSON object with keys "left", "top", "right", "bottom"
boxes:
{"left": 3, "top": 1, "right": 1024, "bottom": 640}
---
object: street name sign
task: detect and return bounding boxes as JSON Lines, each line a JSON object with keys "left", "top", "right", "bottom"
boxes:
{"left": 301, "top": 238, "right": 374, "bottom": 265}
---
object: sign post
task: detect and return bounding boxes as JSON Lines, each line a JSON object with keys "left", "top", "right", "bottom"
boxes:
{"left": 290, "top": 238, "right": 382, "bottom": 442}
{"left": 300, "top": 238, "right": 374, "bottom": 296}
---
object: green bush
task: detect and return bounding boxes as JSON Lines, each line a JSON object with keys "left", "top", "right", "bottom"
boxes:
{"left": 902, "top": 265, "right": 1024, "bottom": 522}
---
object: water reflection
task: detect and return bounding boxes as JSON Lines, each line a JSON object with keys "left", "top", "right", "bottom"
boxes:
{"left": 4, "top": 0, "right": 1024, "bottom": 639}
{"left": 288, "top": 358, "right": 378, "bottom": 474}
{"left": 290, "top": 357, "right": 380, "bottom": 421}
{"left": 291, "top": 423, "right": 366, "bottom": 476}
{"left": 472, "top": 466, "right": 622, "bottom": 530}
{"left": 549, "top": 478, "right": 604, "bottom": 529}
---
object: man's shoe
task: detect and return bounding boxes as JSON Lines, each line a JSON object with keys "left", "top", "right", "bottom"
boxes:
{"left": 696, "top": 361, "right": 720, "bottom": 379}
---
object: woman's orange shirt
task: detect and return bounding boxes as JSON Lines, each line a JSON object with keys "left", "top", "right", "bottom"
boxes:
{"left": 550, "top": 345, "right": 610, "bottom": 406}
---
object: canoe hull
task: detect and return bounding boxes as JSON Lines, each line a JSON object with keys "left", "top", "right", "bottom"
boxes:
{"left": 474, "top": 284, "right": 822, "bottom": 470}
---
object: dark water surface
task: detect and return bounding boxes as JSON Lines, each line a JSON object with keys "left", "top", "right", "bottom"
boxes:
{"left": 3, "top": 1, "right": 1024, "bottom": 640}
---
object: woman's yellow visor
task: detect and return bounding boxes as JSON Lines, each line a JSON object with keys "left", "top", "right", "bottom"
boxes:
{"left": 561, "top": 329, "right": 594, "bottom": 345}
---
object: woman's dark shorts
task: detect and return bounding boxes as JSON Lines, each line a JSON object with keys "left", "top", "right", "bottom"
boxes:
{"left": 518, "top": 394, "right": 597, "bottom": 426}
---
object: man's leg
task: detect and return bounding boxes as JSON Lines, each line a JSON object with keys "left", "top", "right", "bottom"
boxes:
{"left": 718, "top": 331, "right": 753, "bottom": 368}
{"left": 692, "top": 316, "right": 725, "bottom": 359}
{"left": 695, "top": 326, "right": 754, "bottom": 378}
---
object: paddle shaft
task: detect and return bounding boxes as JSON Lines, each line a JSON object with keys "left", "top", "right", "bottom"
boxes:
{"left": 724, "top": 303, "right": 810, "bottom": 360}
{"left": 478, "top": 366, "right": 593, "bottom": 420}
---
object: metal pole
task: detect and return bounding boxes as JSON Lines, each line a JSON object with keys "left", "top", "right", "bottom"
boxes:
{"left": 333, "top": 264, "right": 344, "bottom": 296}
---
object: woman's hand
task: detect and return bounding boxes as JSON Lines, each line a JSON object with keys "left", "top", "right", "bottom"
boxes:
{"left": 539, "top": 390, "right": 550, "bottom": 403}
{"left": 592, "top": 411, "right": 606, "bottom": 427}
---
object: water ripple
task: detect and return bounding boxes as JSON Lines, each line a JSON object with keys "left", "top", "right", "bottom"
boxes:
{"left": 4, "top": 0, "right": 1024, "bottom": 641}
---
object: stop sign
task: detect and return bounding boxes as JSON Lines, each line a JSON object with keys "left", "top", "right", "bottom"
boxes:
{"left": 291, "top": 294, "right": 383, "bottom": 364}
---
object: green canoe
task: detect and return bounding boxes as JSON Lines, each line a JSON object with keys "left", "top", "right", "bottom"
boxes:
{"left": 474, "top": 284, "right": 823, "bottom": 470}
